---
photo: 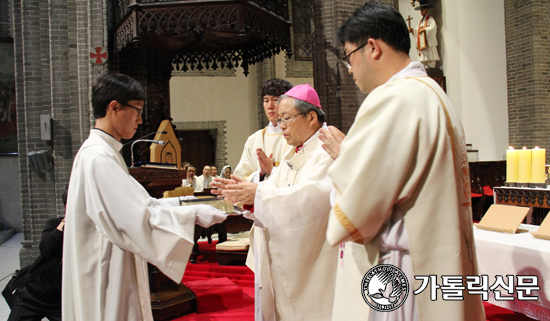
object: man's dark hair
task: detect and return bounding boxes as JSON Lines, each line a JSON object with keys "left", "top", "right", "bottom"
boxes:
{"left": 261, "top": 78, "right": 293, "bottom": 97}
{"left": 62, "top": 185, "right": 68, "bottom": 207}
{"left": 91, "top": 72, "right": 147, "bottom": 119}
{"left": 336, "top": 2, "right": 410, "bottom": 55}
{"left": 187, "top": 165, "right": 196, "bottom": 171}
{"left": 279, "top": 95, "right": 326, "bottom": 123}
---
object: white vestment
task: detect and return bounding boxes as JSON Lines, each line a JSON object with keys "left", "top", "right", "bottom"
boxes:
{"left": 248, "top": 126, "right": 338, "bottom": 320}
{"left": 327, "top": 63, "right": 485, "bottom": 321}
{"left": 413, "top": 15, "right": 439, "bottom": 68}
{"left": 182, "top": 177, "right": 200, "bottom": 192}
{"left": 63, "top": 129, "right": 196, "bottom": 321}
{"left": 195, "top": 174, "right": 213, "bottom": 191}
{"left": 234, "top": 122, "right": 288, "bottom": 181}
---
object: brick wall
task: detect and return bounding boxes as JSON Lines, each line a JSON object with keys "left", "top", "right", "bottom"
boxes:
{"left": 0, "top": 0, "right": 11, "bottom": 38}
{"left": 312, "top": 0, "right": 398, "bottom": 133}
{"left": 505, "top": 0, "right": 550, "bottom": 162}
{"left": 255, "top": 58, "right": 276, "bottom": 130}
{"left": 12, "top": 0, "right": 107, "bottom": 266}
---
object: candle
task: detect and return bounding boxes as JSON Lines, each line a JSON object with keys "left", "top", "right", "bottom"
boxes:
{"left": 518, "top": 147, "right": 532, "bottom": 183}
{"left": 532, "top": 146, "right": 546, "bottom": 183}
{"left": 506, "top": 147, "right": 519, "bottom": 182}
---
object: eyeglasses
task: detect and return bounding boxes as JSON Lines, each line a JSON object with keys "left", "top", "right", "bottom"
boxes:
{"left": 276, "top": 114, "right": 301, "bottom": 126}
{"left": 122, "top": 103, "right": 144, "bottom": 117}
{"left": 341, "top": 42, "right": 369, "bottom": 70}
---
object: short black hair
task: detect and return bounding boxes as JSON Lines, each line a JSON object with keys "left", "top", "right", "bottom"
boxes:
{"left": 337, "top": 2, "right": 410, "bottom": 55}
{"left": 261, "top": 78, "right": 293, "bottom": 97}
{"left": 91, "top": 72, "right": 147, "bottom": 119}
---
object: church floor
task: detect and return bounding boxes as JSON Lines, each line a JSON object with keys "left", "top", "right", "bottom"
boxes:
{"left": 0, "top": 233, "right": 537, "bottom": 320}
{"left": 0, "top": 233, "right": 24, "bottom": 320}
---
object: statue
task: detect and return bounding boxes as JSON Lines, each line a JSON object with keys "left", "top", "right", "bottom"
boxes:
{"left": 409, "top": 0, "right": 440, "bottom": 68}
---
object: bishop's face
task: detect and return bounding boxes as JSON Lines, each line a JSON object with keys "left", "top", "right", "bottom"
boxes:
{"left": 278, "top": 98, "right": 312, "bottom": 147}
{"left": 211, "top": 166, "right": 217, "bottom": 177}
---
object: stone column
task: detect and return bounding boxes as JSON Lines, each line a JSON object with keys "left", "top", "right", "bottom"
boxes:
{"left": 505, "top": 0, "right": 550, "bottom": 162}
{"left": 12, "top": 0, "right": 108, "bottom": 266}
{"left": 312, "top": 0, "right": 398, "bottom": 133}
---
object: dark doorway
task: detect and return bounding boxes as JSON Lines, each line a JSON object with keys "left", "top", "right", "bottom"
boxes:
{"left": 177, "top": 129, "right": 216, "bottom": 171}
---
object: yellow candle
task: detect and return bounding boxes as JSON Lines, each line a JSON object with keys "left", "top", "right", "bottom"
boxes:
{"left": 506, "top": 147, "right": 519, "bottom": 182}
{"left": 518, "top": 147, "right": 532, "bottom": 183}
{"left": 532, "top": 147, "right": 546, "bottom": 183}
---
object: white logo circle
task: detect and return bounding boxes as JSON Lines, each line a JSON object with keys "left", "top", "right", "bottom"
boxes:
{"left": 361, "top": 264, "right": 409, "bottom": 312}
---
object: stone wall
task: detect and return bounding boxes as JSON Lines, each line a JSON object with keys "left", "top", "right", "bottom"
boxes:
{"left": 312, "top": 0, "right": 398, "bottom": 133}
{"left": 505, "top": 0, "right": 550, "bottom": 162}
{"left": 12, "top": 0, "right": 107, "bottom": 266}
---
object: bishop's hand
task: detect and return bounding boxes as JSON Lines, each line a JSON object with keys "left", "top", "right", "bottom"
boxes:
{"left": 210, "top": 177, "right": 238, "bottom": 195}
{"left": 219, "top": 175, "right": 258, "bottom": 205}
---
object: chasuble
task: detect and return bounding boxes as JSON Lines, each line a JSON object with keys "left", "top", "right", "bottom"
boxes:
{"left": 326, "top": 71, "right": 485, "bottom": 320}
{"left": 248, "top": 127, "right": 338, "bottom": 320}
{"left": 234, "top": 122, "right": 289, "bottom": 181}
{"left": 63, "top": 129, "right": 196, "bottom": 321}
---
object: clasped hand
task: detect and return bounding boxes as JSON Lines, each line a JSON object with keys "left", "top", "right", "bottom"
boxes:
{"left": 210, "top": 175, "right": 258, "bottom": 205}
{"left": 319, "top": 125, "right": 346, "bottom": 160}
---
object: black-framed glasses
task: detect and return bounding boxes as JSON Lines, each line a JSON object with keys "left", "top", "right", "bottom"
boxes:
{"left": 341, "top": 42, "right": 369, "bottom": 70}
{"left": 122, "top": 103, "right": 144, "bottom": 117}
{"left": 276, "top": 114, "right": 301, "bottom": 126}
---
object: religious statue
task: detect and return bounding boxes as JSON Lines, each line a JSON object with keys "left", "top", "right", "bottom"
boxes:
{"left": 409, "top": 0, "right": 440, "bottom": 68}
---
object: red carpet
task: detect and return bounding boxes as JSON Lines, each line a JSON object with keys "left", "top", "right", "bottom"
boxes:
{"left": 174, "top": 241, "right": 534, "bottom": 321}
{"left": 175, "top": 241, "right": 255, "bottom": 321}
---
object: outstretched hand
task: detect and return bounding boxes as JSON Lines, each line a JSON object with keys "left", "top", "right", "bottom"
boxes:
{"left": 211, "top": 175, "right": 258, "bottom": 205}
{"left": 319, "top": 126, "right": 346, "bottom": 160}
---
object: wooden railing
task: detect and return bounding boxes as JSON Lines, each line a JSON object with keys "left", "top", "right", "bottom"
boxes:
{"left": 114, "top": 0, "right": 289, "bottom": 23}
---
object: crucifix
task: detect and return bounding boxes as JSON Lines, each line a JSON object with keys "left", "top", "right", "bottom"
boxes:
{"left": 406, "top": 15, "right": 413, "bottom": 29}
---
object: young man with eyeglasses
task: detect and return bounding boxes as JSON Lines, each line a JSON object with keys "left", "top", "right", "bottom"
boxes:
{"left": 62, "top": 72, "right": 227, "bottom": 321}
{"left": 233, "top": 78, "right": 293, "bottom": 182}
{"left": 320, "top": 3, "right": 484, "bottom": 321}
{"left": 213, "top": 84, "right": 337, "bottom": 320}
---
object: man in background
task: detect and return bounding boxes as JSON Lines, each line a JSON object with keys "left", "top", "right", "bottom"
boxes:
{"left": 211, "top": 165, "right": 219, "bottom": 178}
{"left": 7, "top": 188, "right": 68, "bottom": 321}
{"left": 195, "top": 165, "right": 213, "bottom": 191}
{"left": 233, "top": 78, "right": 293, "bottom": 182}
{"left": 182, "top": 165, "right": 199, "bottom": 191}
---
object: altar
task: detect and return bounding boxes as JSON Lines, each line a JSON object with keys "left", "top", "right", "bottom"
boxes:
{"left": 474, "top": 224, "right": 550, "bottom": 320}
